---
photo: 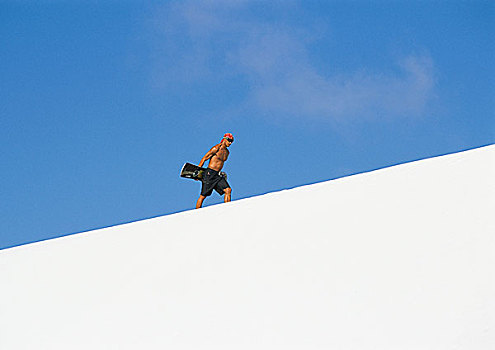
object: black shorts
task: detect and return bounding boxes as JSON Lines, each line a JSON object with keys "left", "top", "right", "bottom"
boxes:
{"left": 201, "top": 168, "right": 230, "bottom": 197}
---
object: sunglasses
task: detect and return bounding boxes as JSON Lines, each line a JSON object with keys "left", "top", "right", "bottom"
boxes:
{"left": 226, "top": 138, "right": 234, "bottom": 143}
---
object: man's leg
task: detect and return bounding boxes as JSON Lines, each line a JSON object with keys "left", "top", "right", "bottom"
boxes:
{"left": 224, "top": 188, "right": 232, "bottom": 203}
{"left": 196, "top": 195, "right": 206, "bottom": 209}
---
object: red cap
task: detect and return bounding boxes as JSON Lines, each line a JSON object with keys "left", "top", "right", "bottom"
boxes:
{"left": 223, "top": 133, "right": 234, "bottom": 140}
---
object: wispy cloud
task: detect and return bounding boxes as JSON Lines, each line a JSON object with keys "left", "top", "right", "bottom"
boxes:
{"left": 146, "top": 0, "right": 436, "bottom": 123}
{"left": 246, "top": 52, "right": 435, "bottom": 121}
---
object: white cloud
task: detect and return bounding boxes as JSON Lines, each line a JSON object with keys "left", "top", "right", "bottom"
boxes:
{"left": 248, "top": 52, "right": 435, "bottom": 121}
{"left": 147, "top": 1, "right": 436, "bottom": 122}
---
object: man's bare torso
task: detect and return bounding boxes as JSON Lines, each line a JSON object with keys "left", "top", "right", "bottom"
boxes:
{"left": 208, "top": 143, "right": 229, "bottom": 171}
{"left": 199, "top": 143, "right": 229, "bottom": 171}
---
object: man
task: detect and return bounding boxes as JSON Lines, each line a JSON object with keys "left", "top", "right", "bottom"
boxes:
{"left": 195, "top": 133, "right": 234, "bottom": 209}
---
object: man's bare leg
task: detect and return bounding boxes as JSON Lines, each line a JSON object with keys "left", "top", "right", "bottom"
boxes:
{"left": 224, "top": 188, "right": 232, "bottom": 203}
{"left": 196, "top": 195, "right": 206, "bottom": 209}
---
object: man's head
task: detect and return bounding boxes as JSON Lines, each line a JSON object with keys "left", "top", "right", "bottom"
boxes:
{"left": 222, "top": 133, "right": 234, "bottom": 147}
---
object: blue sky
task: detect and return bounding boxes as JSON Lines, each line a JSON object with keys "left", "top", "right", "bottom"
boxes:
{"left": 1, "top": 0, "right": 493, "bottom": 249}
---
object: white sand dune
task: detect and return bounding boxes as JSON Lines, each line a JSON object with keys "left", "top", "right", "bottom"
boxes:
{"left": 1, "top": 145, "right": 494, "bottom": 349}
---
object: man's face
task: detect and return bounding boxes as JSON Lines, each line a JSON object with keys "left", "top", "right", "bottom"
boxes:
{"left": 224, "top": 138, "right": 233, "bottom": 147}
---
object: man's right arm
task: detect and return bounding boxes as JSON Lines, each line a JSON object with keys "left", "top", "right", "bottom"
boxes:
{"left": 199, "top": 145, "right": 219, "bottom": 168}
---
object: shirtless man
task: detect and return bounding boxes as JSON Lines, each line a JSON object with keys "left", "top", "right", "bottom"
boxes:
{"left": 195, "top": 133, "right": 234, "bottom": 209}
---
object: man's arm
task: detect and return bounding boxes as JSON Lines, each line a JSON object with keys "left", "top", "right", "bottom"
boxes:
{"left": 198, "top": 145, "right": 219, "bottom": 168}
